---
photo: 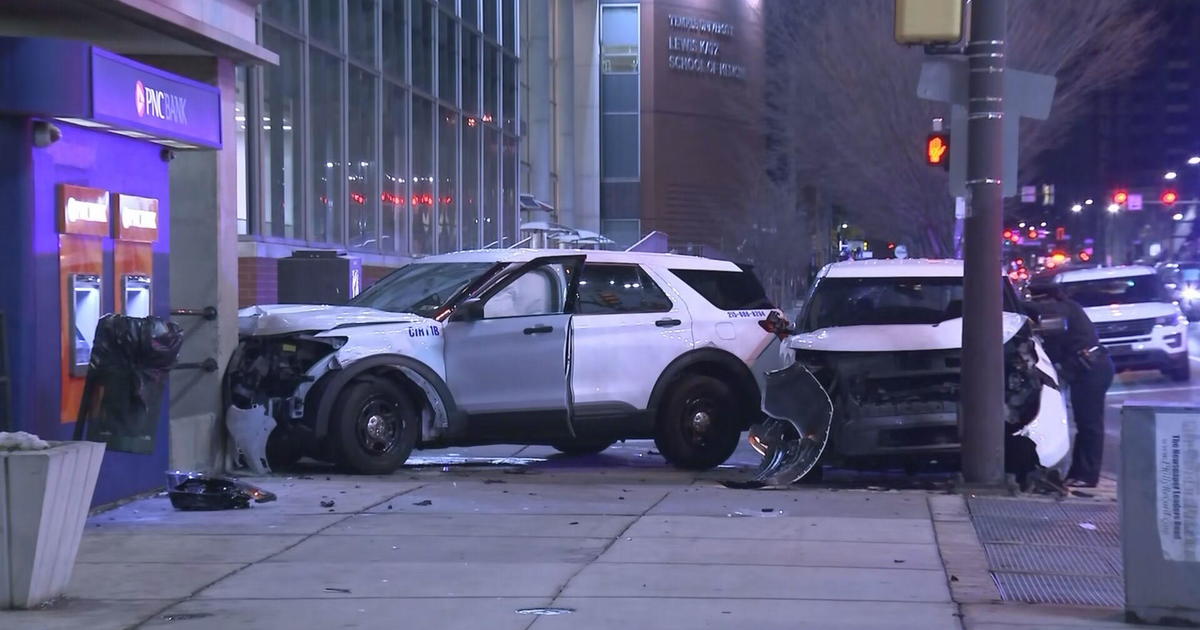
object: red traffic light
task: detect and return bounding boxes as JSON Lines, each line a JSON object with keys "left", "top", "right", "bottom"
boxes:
{"left": 1003, "top": 229, "right": 1013, "bottom": 240}
{"left": 1162, "top": 190, "right": 1179, "bottom": 205}
{"left": 1113, "top": 190, "right": 1129, "bottom": 205}
{"left": 1027, "top": 228, "right": 1038, "bottom": 239}
{"left": 925, "top": 133, "right": 949, "bottom": 166}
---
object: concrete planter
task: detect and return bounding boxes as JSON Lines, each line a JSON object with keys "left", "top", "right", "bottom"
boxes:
{"left": 0, "top": 441, "right": 105, "bottom": 609}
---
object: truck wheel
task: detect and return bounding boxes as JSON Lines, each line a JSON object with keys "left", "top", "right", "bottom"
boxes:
{"left": 330, "top": 375, "right": 419, "bottom": 475}
{"left": 550, "top": 440, "right": 615, "bottom": 456}
{"left": 1166, "top": 354, "right": 1191, "bottom": 382}
{"left": 654, "top": 374, "right": 741, "bottom": 470}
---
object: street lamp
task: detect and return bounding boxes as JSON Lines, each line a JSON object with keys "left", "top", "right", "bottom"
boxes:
{"left": 1107, "top": 203, "right": 1121, "bottom": 214}
{"left": 1165, "top": 171, "right": 1179, "bottom": 181}
{"left": 841, "top": 223, "right": 849, "bottom": 229}
{"left": 1174, "top": 212, "right": 1185, "bottom": 221}
{"left": 1071, "top": 204, "right": 1083, "bottom": 213}
{"left": 1188, "top": 156, "right": 1200, "bottom": 166}
{"left": 1085, "top": 198, "right": 1094, "bottom": 205}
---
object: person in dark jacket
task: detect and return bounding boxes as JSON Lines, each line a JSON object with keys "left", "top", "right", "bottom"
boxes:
{"left": 1027, "top": 281, "right": 1115, "bottom": 487}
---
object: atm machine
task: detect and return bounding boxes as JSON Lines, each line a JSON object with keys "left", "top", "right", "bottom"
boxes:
{"left": 122, "top": 274, "right": 152, "bottom": 318}
{"left": 114, "top": 193, "right": 159, "bottom": 317}
{"left": 68, "top": 273, "right": 102, "bottom": 377}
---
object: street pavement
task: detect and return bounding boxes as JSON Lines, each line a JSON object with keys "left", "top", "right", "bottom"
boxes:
{"left": 0, "top": 440, "right": 1146, "bottom": 630}
{"left": 1101, "top": 322, "right": 1200, "bottom": 480}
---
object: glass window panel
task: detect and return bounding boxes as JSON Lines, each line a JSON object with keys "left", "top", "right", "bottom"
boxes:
{"left": 461, "top": 29, "right": 480, "bottom": 117}
{"left": 438, "top": 107, "right": 459, "bottom": 253}
{"left": 263, "top": 0, "right": 300, "bottom": 29}
{"left": 462, "top": 115, "right": 480, "bottom": 249}
{"left": 484, "top": 0, "right": 497, "bottom": 38}
{"left": 600, "top": 74, "right": 638, "bottom": 113}
{"left": 382, "top": 83, "right": 410, "bottom": 254}
{"left": 309, "top": 0, "right": 342, "bottom": 49}
{"left": 412, "top": 0, "right": 434, "bottom": 92}
{"left": 438, "top": 12, "right": 457, "bottom": 103}
{"left": 600, "top": 5, "right": 639, "bottom": 74}
{"left": 483, "top": 44, "right": 498, "bottom": 125}
{"left": 484, "top": 128, "right": 499, "bottom": 247}
{"left": 382, "top": 0, "right": 406, "bottom": 80}
{"left": 502, "top": 0, "right": 515, "bottom": 50}
{"left": 349, "top": 0, "right": 378, "bottom": 66}
{"left": 235, "top": 66, "right": 248, "bottom": 235}
{"left": 601, "top": 113, "right": 638, "bottom": 179}
{"left": 412, "top": 96, "right": 435, "bottom": 255}
{"left": 502, "top": 134, "right": 517, "bottom": 247}
{"left": 348, "top": 68, "right": 378, "bottom": 251}
{"left": 502, "top": 55, "right": 515, "bottom": 129}
{"left": 461, "top": 0, "right": 477, "bottom": 27}
{"left": 440, "top": 0, "right": 456, "bottom": 10}
{"left": 310, "top": 48, "right": 344, "bottom": 244}
{"left": 262, "top": 27, "right": 303, "bottom": 239}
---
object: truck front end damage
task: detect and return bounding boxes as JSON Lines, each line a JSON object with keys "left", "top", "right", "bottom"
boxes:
{"left": 751, "top": 316, "right": 1069, "bottom": 484}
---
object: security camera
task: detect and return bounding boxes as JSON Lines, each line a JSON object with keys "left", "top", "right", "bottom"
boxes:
{"left": 32, "top": 121, "right": 62, "bottom": 148}
{"left": 160, "top": 148, "right": 175, "bottom": 162}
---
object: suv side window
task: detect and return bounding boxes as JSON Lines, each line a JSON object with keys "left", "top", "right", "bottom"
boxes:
{"left": 483, "top": 263, "right": 571, "bottom": 318}
{"left": 669, "top": 266, "right": 774, "bottom": 310}
{"left": 576, "top": 264, "right": 673, "bottom": 314}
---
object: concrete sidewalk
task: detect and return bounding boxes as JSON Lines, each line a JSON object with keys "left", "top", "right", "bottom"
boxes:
{"left": 0, "top": 445, "right": 1141, "bottom": 629}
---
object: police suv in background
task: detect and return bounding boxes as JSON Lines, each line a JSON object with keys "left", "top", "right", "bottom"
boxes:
{"left": 227, "top": 249, "right": 784, "bottom": 475}
{"left": 1051, "top": 265, "right": 1190, "bottom": 381}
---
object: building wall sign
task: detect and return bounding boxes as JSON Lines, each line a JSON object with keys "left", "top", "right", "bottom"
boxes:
{"left": 58, "top": 184, "right": 111, "bottom": 237}
{"left": 666, "top": 14, "right": 746, "bottom": 80}
{"left": 91, "top": 48, "right": 222, "bottom": 148}
{"left": 114, "top": 193, "right": 160, "bottom": 243}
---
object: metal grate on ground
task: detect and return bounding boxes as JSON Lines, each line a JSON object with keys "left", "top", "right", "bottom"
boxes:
{"left": 969, "top": 496, "right": 1123, "bottom": 608}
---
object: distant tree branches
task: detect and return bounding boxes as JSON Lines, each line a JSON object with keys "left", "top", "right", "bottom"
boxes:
{"left": 758, "top": 0, "right": 1162, "bottom": 257}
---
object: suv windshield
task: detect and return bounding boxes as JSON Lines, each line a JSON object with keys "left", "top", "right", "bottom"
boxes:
{"left": 802, "top": 276, "right": 1018, "bottom": 331}
{"left": 350, "top": 262, "right": 494, "bottom": 316}
{"left": 1061, "top": 274, "right": 1164, "bottom": 307}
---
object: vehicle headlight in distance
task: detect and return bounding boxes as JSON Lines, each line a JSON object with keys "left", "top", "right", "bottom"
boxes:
{"left": 1155, "top": 314, "right": 1181, "bottom": 327}
{"left": 1183, "top": 287, "right": 1200, "bottom": 301}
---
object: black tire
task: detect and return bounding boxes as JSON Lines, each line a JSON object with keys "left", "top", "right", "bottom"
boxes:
{"left": 654, "top": 374, "right": 742, "bottom": 470}
{"left": 550, "top": 440, "right": 615, "bottom": 456}
{"left": 1166, "top": 354, "right": 1191, "bottom": 382}
{"left": 329, "top": 375, "right": 420, "bottom": 475}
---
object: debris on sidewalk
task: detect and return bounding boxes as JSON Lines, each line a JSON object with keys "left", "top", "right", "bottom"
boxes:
{"left": 320, "top": 499, "right": 335, "bottom": 508}
{"left": 516, "top": 607, "right": 574, "bottom": 616}
{"left": 323, "top": 587, "right": 351, "bottom": 594}
{"left": 166, "top": 471, "right": 276, "bottom": 511}
{"left": 413, "top": 499, "right": 433, "bottom": 506}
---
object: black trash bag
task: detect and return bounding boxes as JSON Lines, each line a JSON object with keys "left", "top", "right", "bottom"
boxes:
{"left": 166, "top": 471, "right": 277, "bottom": 511}
{"left": 73, "top": 313, "right": 183, "bottom": 454}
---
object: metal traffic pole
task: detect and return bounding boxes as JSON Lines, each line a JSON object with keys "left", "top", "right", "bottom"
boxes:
{"left": 960, "top": 0, "right": 1008, "bottom": 486}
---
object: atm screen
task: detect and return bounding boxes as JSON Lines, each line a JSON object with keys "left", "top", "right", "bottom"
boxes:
{"left": 70, "top": 274, "right": 102, "bottom": 376}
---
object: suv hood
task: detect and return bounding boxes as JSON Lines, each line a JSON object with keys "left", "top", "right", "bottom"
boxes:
{"left": 238, "top": 304, "right": 423, "bottom": 336}
{"left": 1082, "top": 302, "right": 1178, "bottom": 324}
{"left": 786, "top": 312, "right": 1027, "bottom": 352}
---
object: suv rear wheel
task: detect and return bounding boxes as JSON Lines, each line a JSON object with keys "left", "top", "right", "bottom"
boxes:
{"left": 330, "top": 375, "right": 420, "bottom": 474}
{"left": 654, "top": 374, "right": 741, "bottom": 470}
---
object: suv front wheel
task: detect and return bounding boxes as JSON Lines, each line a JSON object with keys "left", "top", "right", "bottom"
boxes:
{"left": 330, "top": 375, "right": 420, "bottom": 474}
{"left": 654, "top": 374, "right": 741, "bottom": 470}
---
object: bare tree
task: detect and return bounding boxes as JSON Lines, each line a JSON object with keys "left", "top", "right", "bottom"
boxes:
{"left": 759, "top": 0, "right": 1162, "bottom": 258}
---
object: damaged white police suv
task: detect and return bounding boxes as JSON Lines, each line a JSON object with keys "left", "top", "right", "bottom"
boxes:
{"left": 747, "top": 259, "right": 1071, "bottom": 486}
{"left": 227, "top": 249, "right": 783, "bottom": 475}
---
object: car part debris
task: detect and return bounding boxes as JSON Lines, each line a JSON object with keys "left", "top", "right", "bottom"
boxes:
{"left": 166, "top": 471, "right": 276, "bottom": 511}
{"left": 226, "top": 403, "right": 276, "bottom": 475}
{"left": 516, "top": 608, "right": 574, "bottom": 616}
{"left": 412, "top": 499, "right": 432, "bottom": 506}
{"left": 745, "top": 362, "right": 834, "bottom": 485}
{"left": 320, "top": 499, "right": 335, "bottom": 508}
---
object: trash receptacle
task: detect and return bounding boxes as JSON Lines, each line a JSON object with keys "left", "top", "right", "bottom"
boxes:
{"left": 277, "top": 250, "right": 363, "bottom": 305}
{"left": 1120, "top": 403, "right": 1200, "bottom": 626}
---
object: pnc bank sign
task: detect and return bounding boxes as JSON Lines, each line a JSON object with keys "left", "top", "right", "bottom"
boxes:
{"left": 134, "top": 80, "right": 188, "bottom": 124}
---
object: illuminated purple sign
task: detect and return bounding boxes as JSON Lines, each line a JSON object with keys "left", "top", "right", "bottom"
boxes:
{"left": 91, "top": 48, "right": 221, "bottom": 148}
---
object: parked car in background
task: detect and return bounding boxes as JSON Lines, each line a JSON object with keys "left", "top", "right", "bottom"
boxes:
{"left": 1052, "top": 265, "right": 1189, "bottom": 381}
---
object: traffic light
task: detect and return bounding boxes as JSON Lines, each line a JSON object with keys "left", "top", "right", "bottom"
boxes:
{"left": 1055, "top": 226, "right": 1066, "bottom": 241}
{"left": 1113, "top": 190, "right": 1129, "bottom": 205}
{"left": 1003, "top": 229, "right": 1013, "bottom": 240}
{"left": 1161, "top": 190, "right": 1179, "bottom": 205}
{"left": 925, "top": 132, "right": 949, "bottom": 167}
